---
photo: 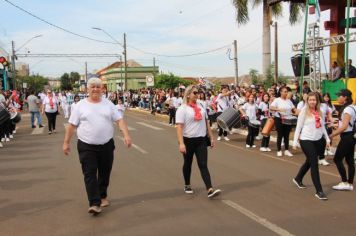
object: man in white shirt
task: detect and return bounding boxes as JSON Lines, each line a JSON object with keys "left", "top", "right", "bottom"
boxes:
{"left": 216, "top": 87, "right": 232, "bottom": 141}
{"left": 63, "top": 77, "right": 132, "bottom": 215}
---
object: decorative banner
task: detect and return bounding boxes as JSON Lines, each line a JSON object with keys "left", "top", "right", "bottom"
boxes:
{"left": 146, "top": 75, "right": 154, "bottom": 87}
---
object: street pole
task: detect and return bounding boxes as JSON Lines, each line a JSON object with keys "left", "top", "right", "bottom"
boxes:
{"left": 120, "top": 55, "right": 123, "bottom": 91}
{"left": 274, "top": 22, "right": 278, "bottom": 83}
{"left": 123, "top": 33, "right": 128, "bottom": 91}
{"left": 345, "top": 0, "right": 351, "bottom": 80}
{"left": 11, "top": 41, "right": 16, "bottom": 89}
{"left": 300, "top": 0, "right": 310, "bottom": 94}
{"left": 233, "top": 40, "right": 238, "bottom": 86}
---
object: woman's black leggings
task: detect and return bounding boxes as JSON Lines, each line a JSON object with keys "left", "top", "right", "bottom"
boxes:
{"left": 183, "top": 137, "right": 212, "bottom": 190}
{"left": 260, "top": 119, "right": 270, "bottom": 148}
{"left": 246, "top": 124, "right": 259, "bottom": 146}
{"left": 168, "top": 108, "right": 176, "bottom": 125}
{"left": 45, "top": 112, "right": 57, "bottom": 132}
{"left": 274, "top": 117, "right": 292, "bottom": 151}
{"left": 333, "top": 133, "right": 355, "bottom": 184}
{"left": 295, "top": 139, "right": 324, "bottom": 193}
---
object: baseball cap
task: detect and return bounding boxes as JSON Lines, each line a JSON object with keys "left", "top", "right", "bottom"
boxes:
{"left": 336, "top": 89, "right": 352, "bottom": 97}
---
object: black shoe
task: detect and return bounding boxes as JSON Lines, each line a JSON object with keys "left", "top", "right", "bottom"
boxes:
{"left": 293, "top": 178, "right": 307, "bottom": 189}
{"left": 32, "top": 125, "right": 36, "bottom": 128}
{"left": 315, "top": 192, "right": 328, "bottom": 200}
{"left": 184, "top": 186, "right": 194, "bottom": 194}
{"left": 208, "top": 189, "right": 221, "bottom": 198}
{"left": 39, "top": 125, "right": 44, "bottom": 128}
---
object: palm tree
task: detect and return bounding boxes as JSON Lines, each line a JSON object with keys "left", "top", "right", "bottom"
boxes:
{"left": 232, "top": 0, "right": 305, "bottom": 78}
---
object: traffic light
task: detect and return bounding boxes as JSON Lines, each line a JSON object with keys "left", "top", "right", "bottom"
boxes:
{"left": 0, "top": 57, "right": 9, "bottom": 66}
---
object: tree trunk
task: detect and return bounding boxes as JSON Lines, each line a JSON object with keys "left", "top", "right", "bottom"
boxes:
{"left": 262, "top": 0, "right": 271, "bottom": 79}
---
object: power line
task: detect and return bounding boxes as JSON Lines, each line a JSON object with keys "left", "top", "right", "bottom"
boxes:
{"left": 2, "top": 0, "right": 117, "bottom": 45}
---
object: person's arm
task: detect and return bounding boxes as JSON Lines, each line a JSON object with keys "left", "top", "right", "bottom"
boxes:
{"left": 239, "top": 105, "right": 246, "bottom": 117}
{"left": 63, "top": 124, "right": 76, "bottom": 155}
{"left": 176, "top": 124, "right": 186, "bottom": 154}
{"left": 330, "top": 113, "right": 351, "bottom": 138}
{"left": 293, "top": 110, "right": 305, "bottom": 148}
{"left": 115, "top": 119, "right": 132, "bottom": 148}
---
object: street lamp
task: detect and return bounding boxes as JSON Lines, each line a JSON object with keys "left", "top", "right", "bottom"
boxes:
{"left": 92, "top": 27, "right": 127, "bottom": 91}
{"left": 12, "top": 34, "right": 43, "bottom": 89}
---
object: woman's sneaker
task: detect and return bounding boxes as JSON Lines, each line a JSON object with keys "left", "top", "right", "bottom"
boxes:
{"left": 88, "top": 205, "right": 102, "bottom": 215}
{"left": 315, "top": 192, "right": 328, "bottom": 200}
{"left": 293, "top": 178, "right": 307, "bottom": 189}
{"left": 266, "top": 147, "right": 272, "bottom": 152}
{"left": 184, "top": 186, "right": 194, "bottom": 194}
{"left": 277, "top": 151, "right": 283, "bottom": 157}
{"left": 332, "top": 182, "right": 353, "bottom": 191}
{"left": 318, "top": 159, "right": 330, "bottom": 166}
{"left": 208, "top": 189, "right": 221, "bottom": 199}
{"left": 284, "top": 150, "right": 293, "bottom": 157}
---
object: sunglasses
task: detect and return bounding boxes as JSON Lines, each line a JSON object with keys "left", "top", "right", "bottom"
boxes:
{"left": 192, "top": 91, "right": 199, "bottom": 95}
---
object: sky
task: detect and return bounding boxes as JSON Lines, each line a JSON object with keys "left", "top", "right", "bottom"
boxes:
{"left": 0, "top": 0, "right": 354, "bottom": 78}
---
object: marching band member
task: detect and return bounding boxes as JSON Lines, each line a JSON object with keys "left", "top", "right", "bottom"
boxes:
{"left": 216, "top": 87, "right": 232, "bottom": 141}
{"left": 176, "top": 85, "right": 221, "bottom": 198}
{"left": 318, "top": 92, "right": 333, "bottom": 166}
{"left": 270, "top": 86, "right": 295, "bottom": 157}
{"left": 240, "top": 94, "right": 259, "bottom": 148}
{"left": 292, "top": 92, "right": 330, "bottom": 200}
{"left": 330, "top": 89, "right": 355, "bottom": 191}
{"left": 259, "top": 93, "right": 271, "bottom": 152}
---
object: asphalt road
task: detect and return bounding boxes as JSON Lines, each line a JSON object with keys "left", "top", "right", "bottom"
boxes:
{"left": 0, "top": 110, "right": 355, "bottom": 236}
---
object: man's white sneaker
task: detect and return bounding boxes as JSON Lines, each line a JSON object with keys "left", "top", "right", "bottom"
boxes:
{"left": 318, "top": 159, "right": 330, "bottom": 166}
{"left": 1, "top": 138, "right": 5, "bottom": 142}
{"left": 277, "top": 151, "right": 283, "bottom": 157}
{"left": 12, "top": 130, "right": 16, "bottom": 134}
{"left": 9, "top": 135, "right": 13, "bottom": 139}
{"left": 224, "top": 137, "right": 230, "bottom": 141}
{"left": 266, "top": 148, "right": 272, "bottom": 152}
{"left": 284, "top": 150, "right": 293, "bottom": 157}
{"left": 5, "top": 138, "right": 10, "bottom": 142}
{"left": 332, "top": 182, "right": 352, "bottom": 191}
{"left": 217, "top": 137, "right": 221, "bottom": 141}
{"left": 0, "top": 142, "right": 3, "bottom": 148}
{"left": 260, "top": 147, "right": 267, "bottom": 152}
{"left": 246, "top": 144, "right": 251, "bottom": 148}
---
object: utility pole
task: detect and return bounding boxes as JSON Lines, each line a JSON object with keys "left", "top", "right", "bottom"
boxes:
{"left": 11, "top": 41, "right": 16, "bottom": 89}
{"left": 123, "top": 33, "right": 128, "bottom": 91}
{"left": 233, "top": 40, "right": 238, "bottom": 86}
{"left": 153, "top": 57, "right": 156, "bottom": 75}
{"left": 85, "top": 61, "right": 88, "bottom": 83}
{"left": 274, "top": 22, "right": 278, "bottom": 83}
{"left": 120, "top": 55, "right": 123, "bottom": 91}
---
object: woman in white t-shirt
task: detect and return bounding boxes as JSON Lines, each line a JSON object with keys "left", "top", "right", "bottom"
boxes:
{"left": 176, "top": 85, "right": 221, "bottom": 199}
{"left": 296, "top": 91, "right": 308, "bottom": 115}
{"left": 330, "top": 89, "right": 355, "bottom": 191}
{"left": 270, "top": 86, "right": 296, "bottom": 157}
{"left": 239, "top": 94, "right": 259, "bottom": 148}
{"left": 259, "top": 93, "right": 271, "bottom": 152}
{"left": 292, "top": 92, "right": 330, "bottom": 200}
{"left": 41, "top": 90, "right": 59, "bottom": 134}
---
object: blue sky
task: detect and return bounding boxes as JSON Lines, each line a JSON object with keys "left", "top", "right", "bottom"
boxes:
{"left": 0, "top": 0, "right": 354, "bottom": 78}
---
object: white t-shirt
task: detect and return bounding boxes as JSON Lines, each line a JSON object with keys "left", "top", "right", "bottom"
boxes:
{"left": 293, "top": 108, "right": 330, "bottom": 146}
{"left": 258, "top": 102, "right": 270, "bottom": 120}
{"left": 296, "top": 101, "right": 305, "bottom": 111}
{"left": 271, "top": 97, "right": 295, "bottom": 118}
{"left": 340, "top": 105, "right": 356, "bottom": 133}
{"left": 69, "top": 98, "right": 123, "bottom": 145}
{"left": 242, "top": 103, "right": 258, "bottom": 121}
{"left": 176, "top": 104, "right": 207, "bottom": 138}
{"left": 320, "top": 103, "right": 332, "bottom": 120}
{"left": 42, "top": 96, "right": 58, "bottom": 113}
{"left": 216, "top": 94, "right": 230, "bottom": 112}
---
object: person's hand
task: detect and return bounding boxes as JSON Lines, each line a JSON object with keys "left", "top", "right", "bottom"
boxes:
{"left": 124, "top": 135, "right": 132, "bottom": 148}
{"left": 63, "top": 142, "right": 70, "bottom": 156}
{"left": 326, "top": 142, "right": 331, "bottom": 149}
{"left": 179, "top": 144, "right": 186, "bottom": 154}
{"left": 210, "top": 138, "right": 215, "bottom": 148}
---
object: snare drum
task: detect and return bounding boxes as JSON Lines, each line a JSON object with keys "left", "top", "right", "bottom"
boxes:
{"left": 248, "top": 120, "right": 261, "bottom": 129}
{"left": 262, "top": 118, "right": 274, "bottom": 136}
{"left": 10, "top": 111, "right": 21, "bottom": 124}
{"left": 0, "top": 103, "right": 10, "bottom": 125}
{"left": 217, "top": 107, "right": 240, "bottom": 131}
{"left": 282, "top": 116, "right": 297, "bottom": 126}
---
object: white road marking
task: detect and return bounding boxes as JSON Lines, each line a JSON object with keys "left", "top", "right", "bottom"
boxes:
{"left": 128, "top": 126, "right": 136, "bottom": 131}
{"left": 222, "top": 200, "right": 294, "bottom": 236}
{"left": 136, "top": 122, "right": 163, "bottom": 130}
{"left": 154, "top": 121, "right": 174, "bottom": 127}
{"left": 118, "top": 137, "right": 148, "bottom": 154}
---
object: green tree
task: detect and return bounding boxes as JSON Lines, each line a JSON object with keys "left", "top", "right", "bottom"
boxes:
{"left": 17, "top": 74, "right": 48, "bottom": 93}
{"left": 60, "top": 71, "right": 81, "bottom": 90}
{"left": 232, "top": 0, "right": 304, "bottom": 77}
{"left": 155, "top": 73, "right": 192, "bottom": 89}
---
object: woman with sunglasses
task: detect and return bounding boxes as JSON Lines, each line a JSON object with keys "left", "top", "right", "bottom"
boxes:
{"left": 293, "top": 92, "right": 330, "bottom": 200}
{"left": 176, "top": 85, "right": 221, "bottom": 199}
